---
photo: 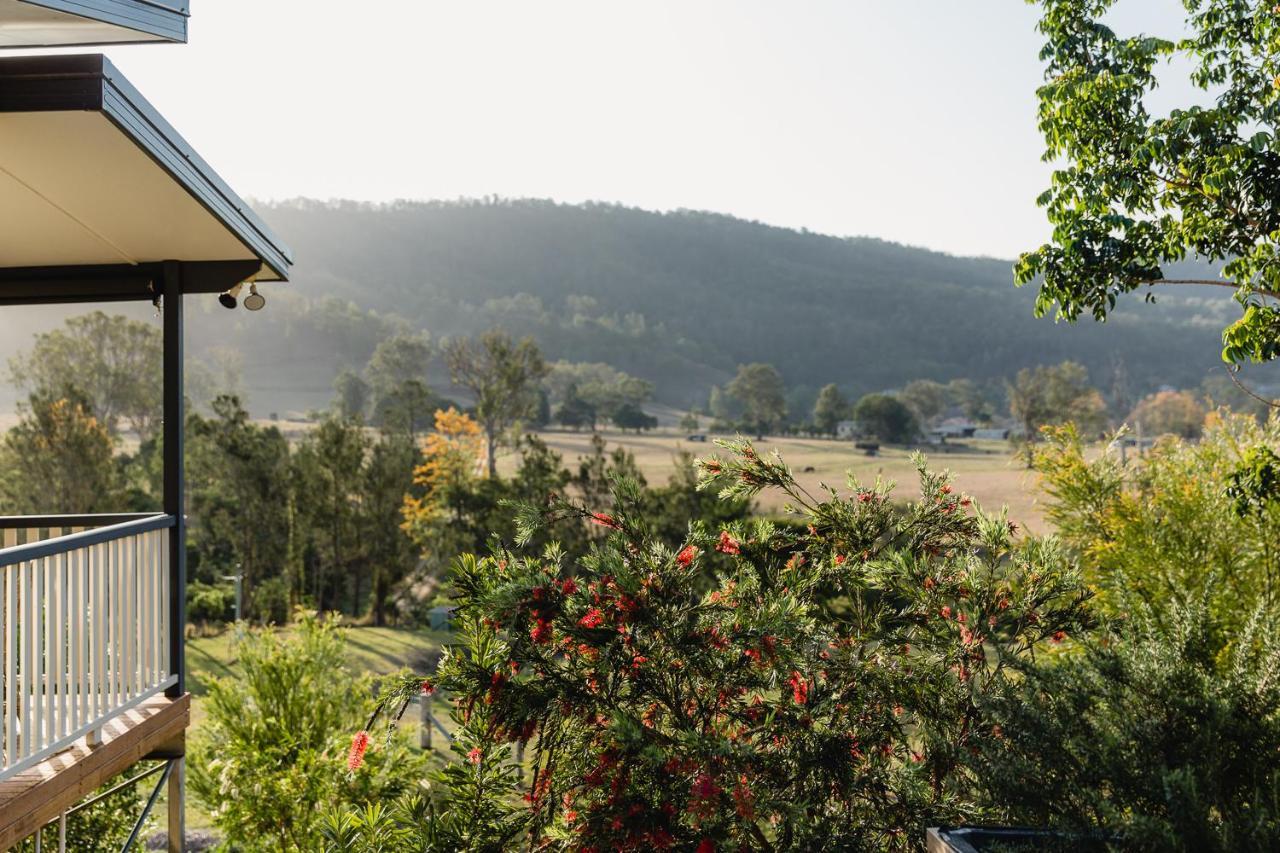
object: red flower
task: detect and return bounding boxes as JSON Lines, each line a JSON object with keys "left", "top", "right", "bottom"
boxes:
{"left": 531, "top": 617, "right": 553, "bottom": 644}
{"left": 787, "top": 671, "right": 810, "bottom": 705}
{"left": 420, "top": 679, "right": 436, "bottom": 696}
{"left": 590, "top": 512, "right": 621, "bottom": 530}
{"left": 1052, "top": 630, "right": 1067, "bottom": 643}
{"left": 940, "top": 605, "right": 952, "bottom": 620}
{"left": 347, "top": 730, "right": 370, "bottom": 771}
{"left": 579, "top": 608, "right": 605, "bottom": 629}
{"left": 677, "top": 545, "right": 699, "bottom": 566}
{"left": 697, "top": 841, "right": 716, "bottom": 853}
{"left": 715, "top": 531, "right": 741, "bottom": 555}
{"left": 468, "top": 747, "right": 483, "bottom": 764}
{"left": 834, "top": 553, "right": 846, "bottom": 565}
{"left": 561, "top": 577, "right": 578, "bottom": 595}
{"left": 691, "top": 772, "right": 722, "bottom": 800}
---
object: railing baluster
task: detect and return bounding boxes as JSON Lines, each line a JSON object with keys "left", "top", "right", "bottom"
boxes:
{"left": 0, "top": 515, "right": 176, "bottom": 779}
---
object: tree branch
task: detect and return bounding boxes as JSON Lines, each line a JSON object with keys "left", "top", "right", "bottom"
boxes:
{"left": 1138, "top": 279, "right": 1280, "bottom": 301}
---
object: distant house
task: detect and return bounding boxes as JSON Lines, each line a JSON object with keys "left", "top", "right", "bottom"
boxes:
{"left": 974, "top": 427, "right": 1012, "bottom": 441}
{"left": 935, "top": 419, "right": 978, "bottom": 439}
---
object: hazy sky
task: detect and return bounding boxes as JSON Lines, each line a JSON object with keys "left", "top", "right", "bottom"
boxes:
{"left": 83, "top": 1, "right": 1197, "bottom": 260}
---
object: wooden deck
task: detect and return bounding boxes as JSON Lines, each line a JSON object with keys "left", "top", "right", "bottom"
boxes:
{"left": 0, "top": 693, "right": 188, "bottom": 849}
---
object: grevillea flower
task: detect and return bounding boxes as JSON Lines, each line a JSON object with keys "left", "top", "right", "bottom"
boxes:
{"left": 787, "top": 671, "right": 809, "bottom": 705}
{"left": 940, "top": 605, "right": 952, "bottom": 620}
{"left": 420, "top": 679, "right": 436, "bottom": 696}
{"left": 347, "top": 730, "right": 370, "bottom": 771}
{"left": 697, "top": 840, "right": 716, "bottom": 853}
{"left": 531, "top": 617, "right": 553, "bottom": 644}
{"left": 590, "top": 512, "right": 621, "bottom": 530}
{"left": 561, "top": 577, "right": 578, "bottom": 595}
{"left": 579, "top": 608, "right": 605, "bottom": 628}
{"left": 468, "top": 747, "right": 483, "bottom": 764}
{"left": 676, "top": 545, "right": 699, "bottom": 566}
{"left": 1052, "top": 630, "right": 1067, "bottom": 643}
{"left": 834, "top": 554, "right": 846, "bottom": 565}
{"left": 691, "top": 772, "right": 722, "bottom": 800}
{"left": 716, "top": 531, "right": 741, "bottom": 555}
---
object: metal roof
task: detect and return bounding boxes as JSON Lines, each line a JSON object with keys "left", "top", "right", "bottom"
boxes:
{"left": 0, "top": 54, "right": 292, "bottom": 293}
{"left": 0, "top": 0, "right": 187, "bottom": 48}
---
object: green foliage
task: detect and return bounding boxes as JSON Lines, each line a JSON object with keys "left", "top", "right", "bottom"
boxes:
{"left": 334, "top": 369, "right": 372, "bottom": 420}
{"left": 0, "top": 388, "right": 122, "bottom": 514}
{"left": 611, "top": 402, "right": 657, "bottom": 432}
{"left": 726, "top": 363, "right": 788, "bottom": 435}
{"left": 1034, "top": 414, "right": 1280, "bottom": 635}
{"left": 1007, "top": 361, "right": 1108, "bottom": 448}
{"left": 900, "top": 379, "right": 950, "bottom": 428}
{"left": 1019, "top": 0, "right": 1280, "bottom": 365}
{"left": 358, "top": 440, "right": 1090, "bottom": 851}
{"left": 444, "top": 329, "right": 549, "bottom": 476}
{"left": 8, "top": 310, "right": 162, "bottom": 439}
{"left": 186, "top": 396, "right": 293, "bottom": 619}
{"left": 14, "top": 768, "right": 154, "bottom": 853}
{"left": 189, "top": 612, "right": 426, "bottom": 852}
{"left": 978, "top": 599, "right": 1280, "bottom": 852}
{"left": 811, "top": 382, "right": 851, "bottom": 435}
{"left": 852, "top": 392, "right": 919, "bottom": 443}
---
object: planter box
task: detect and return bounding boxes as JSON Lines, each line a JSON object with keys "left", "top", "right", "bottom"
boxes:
{"left": 927, "top": 826, "right": 1110, "bottom": 852}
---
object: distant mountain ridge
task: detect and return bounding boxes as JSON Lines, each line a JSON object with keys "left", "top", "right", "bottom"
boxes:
{"left": 0, "top": 198, "right": 1243, "bottom": 417}
{"left": 248, "top": 198, "right": 1239, "bottom": 410}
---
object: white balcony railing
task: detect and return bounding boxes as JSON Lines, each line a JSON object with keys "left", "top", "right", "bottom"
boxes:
{"left": 0, "top": 514, "right": 176, "bottom": 780}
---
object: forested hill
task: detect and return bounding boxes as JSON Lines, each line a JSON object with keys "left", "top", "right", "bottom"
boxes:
{"left": 248, "top": 198, "right": 1236, "bottom": 408}
{"left": 0, "top": 199, "right": 1240, "bottom": 416}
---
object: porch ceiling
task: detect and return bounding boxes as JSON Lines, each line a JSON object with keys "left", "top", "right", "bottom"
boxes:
{"left": 0, "top": 0, "right": 187, "bottom": 48}
{"left": 0, "top": 54, "right": 291, "bottom": 286}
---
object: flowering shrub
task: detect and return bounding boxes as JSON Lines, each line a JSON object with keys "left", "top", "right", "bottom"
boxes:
{"left": 353, "top": 440, "right": 1091, "bottom": 851}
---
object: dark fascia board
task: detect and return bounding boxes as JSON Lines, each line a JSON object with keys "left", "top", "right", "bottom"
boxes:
{"left": 0, "top": 54, "right": 292, "bottom": 280}
{"left": 9, "top": 0, "right": 188, "bottom": 47}
{"left": 0, "top": 260, "right": 264, "bottom": 304}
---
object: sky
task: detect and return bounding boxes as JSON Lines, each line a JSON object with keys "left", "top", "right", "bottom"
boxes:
{"left": 79, "top": 0, "right": 1199, "bottom": 260}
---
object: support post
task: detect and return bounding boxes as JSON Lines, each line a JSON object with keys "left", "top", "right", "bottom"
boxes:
{"left": 161, "top": 262, "right": 185, "bottom": 852}
{"left": 167, "top": 758, "right": 185, "bottom": 853}
{"left": 162, "top": 260, "right": 185, "bottom": 697}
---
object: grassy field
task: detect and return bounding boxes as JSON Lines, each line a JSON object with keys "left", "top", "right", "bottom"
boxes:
{"left": 513, "top": 429, "right": 1050, "bottom": 534}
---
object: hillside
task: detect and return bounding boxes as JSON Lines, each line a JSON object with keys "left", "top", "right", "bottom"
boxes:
{"left": 0, "top": 199, "right": 1253, "bottom": 415}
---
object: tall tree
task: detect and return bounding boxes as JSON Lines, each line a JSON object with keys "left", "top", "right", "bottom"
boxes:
{"left": 726, "top": 363, "right": 787, "bottom": 436}
{"left": 0, "top": 388, "right": 121, "bottom": 514}
{"left": 362, "top": 430, "right": 418, "bottom": 626}
{"left": 1128, "top": 390, "right": 1207, "bottom": 440}
{"left": 292, "top": 415, "right": 370, "bottom": 613}
{"left": 444, "top": 330, "right": 548, "bottom": 476}
{"left": 333, "top": 369, "right": 371, "bottom": 421}
{"left": 186, "top": 395, "right": 293, "bottom": 620}
{"left": 812, "top": 383, "right": 851, "bottom": 435}
{"left": 9, "top": 311, "right": 162, "bottom": 440}
{"left": 365, "top": 332, "right": 433, "bottom": 400}
{"left": 900, "top": 379, "right": 949, "bottom": 427}
{"left": 1007, "top": 361, "right": 1108, "bottom": 455}
{"left": 1019, "top": 1, "right": 1280, "bottom": 367}
{"left": 851, "top": 393, "right": 919, "bottom": 444}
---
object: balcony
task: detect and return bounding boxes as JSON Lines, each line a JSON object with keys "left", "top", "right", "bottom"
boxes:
{"left": 0, "top": 514, "right": 188, "bottom": 848}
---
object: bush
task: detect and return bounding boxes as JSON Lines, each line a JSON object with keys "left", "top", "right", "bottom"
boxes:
{"left": 978, "top": 598, "right": 1280, "bottom": 851}
{"left": 342, "top": 440, "right": 1091, "bottom": 851}
{"left": 1033, "top": 415, "right": 1280, "bottom": 640}
{"left": 14, "top": 767, "right": 152, "bottom": 852}
{"left": 188, "top": 612, "right": 425, "bottom": 851}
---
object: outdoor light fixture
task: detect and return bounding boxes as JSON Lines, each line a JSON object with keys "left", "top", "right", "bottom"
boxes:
{"left": 243, "top": 283, "right": 266, "bottom": 311}
{"left": 218, "top": 281, "right": 244, "bottom": 309}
